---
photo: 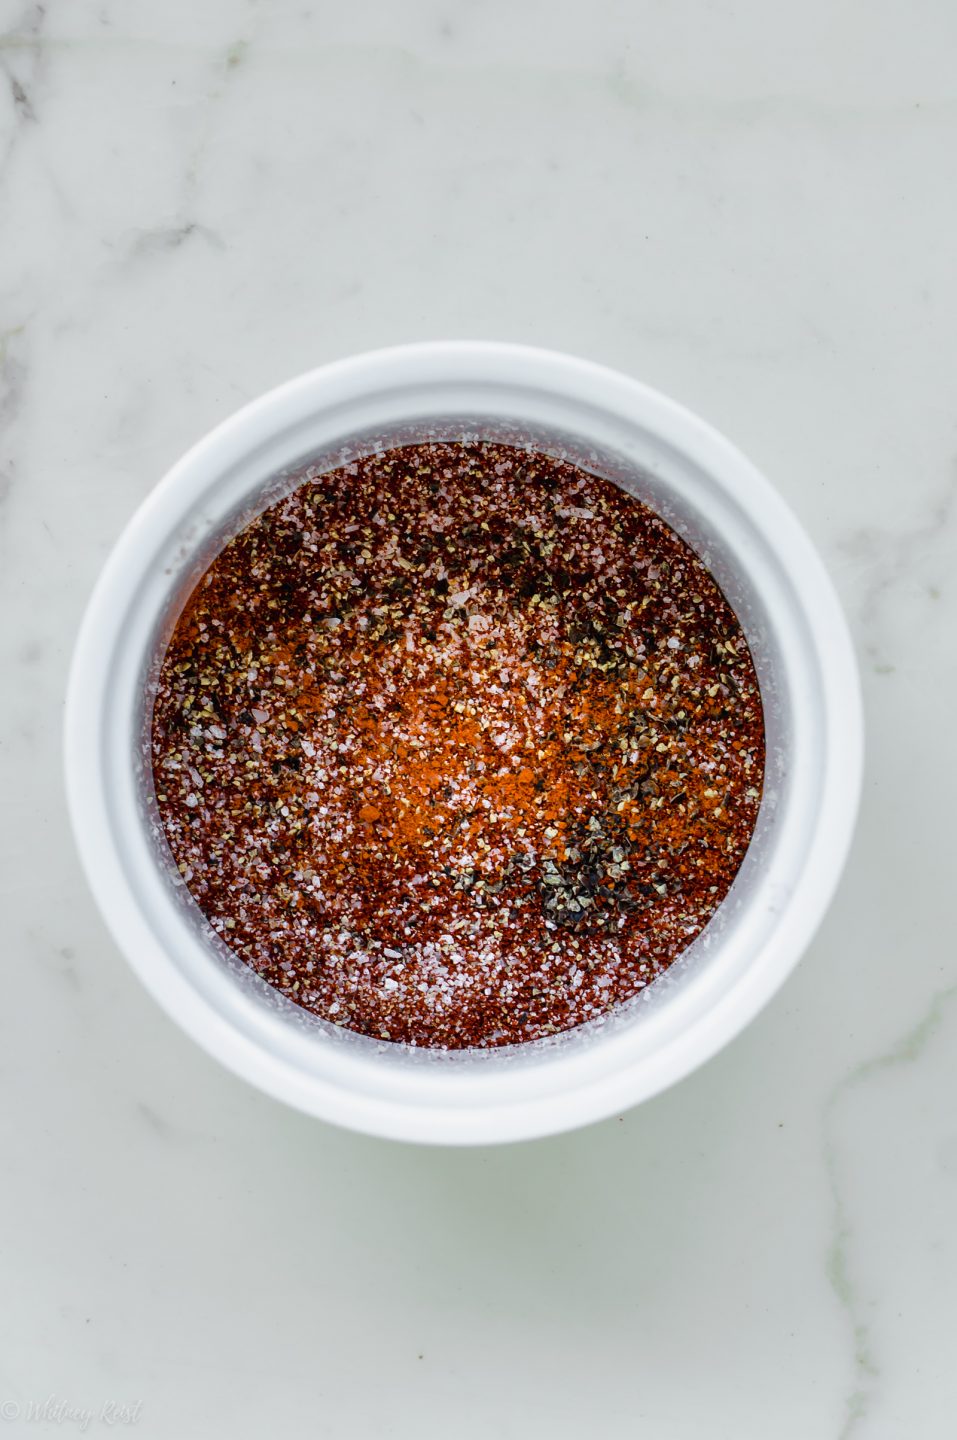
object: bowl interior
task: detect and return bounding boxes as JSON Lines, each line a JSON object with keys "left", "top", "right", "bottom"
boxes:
{"left": 73, "top": 348, "right": 854, "bottom": 1140}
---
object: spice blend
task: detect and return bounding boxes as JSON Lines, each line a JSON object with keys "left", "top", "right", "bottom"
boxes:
{"left": 151, "top": 441, "right": 765, "bottom": 1048}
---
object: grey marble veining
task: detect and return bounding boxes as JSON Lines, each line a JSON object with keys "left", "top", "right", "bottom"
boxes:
{"left": 1, "top": 1, "right": 956, "bottom": 1436}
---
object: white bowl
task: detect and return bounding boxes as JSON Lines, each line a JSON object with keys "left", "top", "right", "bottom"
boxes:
{"left": 64, "top": 342, "right": 862, "bottom": 1145}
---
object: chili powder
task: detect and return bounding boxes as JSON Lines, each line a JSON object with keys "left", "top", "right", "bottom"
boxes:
{"left": 151, "top": 442, "right": 765, "bottom": 1048}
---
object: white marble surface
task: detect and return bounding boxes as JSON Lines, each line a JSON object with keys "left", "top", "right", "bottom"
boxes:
{"left": 1, "top": 0, "right": 955, "bottom": 1435}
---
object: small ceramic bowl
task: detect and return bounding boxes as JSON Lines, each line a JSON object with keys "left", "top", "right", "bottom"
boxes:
{"left": 64, "top": 343, "right": 862, "bottom": 1144}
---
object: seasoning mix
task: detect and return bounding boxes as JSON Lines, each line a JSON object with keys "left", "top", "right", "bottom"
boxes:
{"left": 151, "top": 441, "right": 765, "bottom": 1048}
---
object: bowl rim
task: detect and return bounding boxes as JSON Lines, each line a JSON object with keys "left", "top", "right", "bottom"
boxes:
{"left": 63, "top": 341, "right": 863, "bottom": 1144}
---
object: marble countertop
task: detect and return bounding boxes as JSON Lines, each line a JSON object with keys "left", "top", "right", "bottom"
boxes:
{"left": 2, "top": 1, "right": 955, "bottom": 1436}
